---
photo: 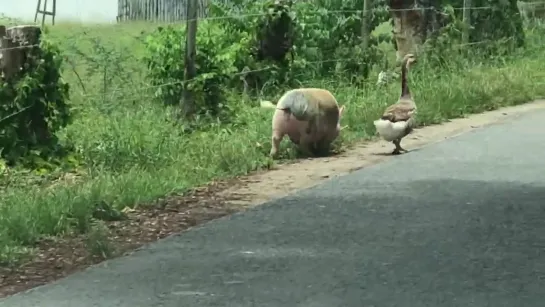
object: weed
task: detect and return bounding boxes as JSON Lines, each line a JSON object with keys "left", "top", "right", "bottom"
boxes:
{"left": 85, "top": 220, "right": 115, "bottom": 260}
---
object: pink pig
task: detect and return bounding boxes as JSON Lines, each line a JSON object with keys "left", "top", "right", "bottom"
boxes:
{"left": 261, "top": 88, "right": 346, "bottom": 158}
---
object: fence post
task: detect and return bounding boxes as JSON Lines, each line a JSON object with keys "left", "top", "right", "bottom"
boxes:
{"left": 0, "top": 25, "right": 41, "bottom": 81}
{"left": 361, "top": 0, "right": 371, "bottom": 51}
{"left": 181, "top": 0, "right": 198, "bottom": 118}
{"left": 462, "top": 0, "right": 471, "bottom": 43}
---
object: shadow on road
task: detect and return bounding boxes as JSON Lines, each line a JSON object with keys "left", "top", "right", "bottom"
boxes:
{"left": 2, "top": 179, "right": 545, "bottom": 307}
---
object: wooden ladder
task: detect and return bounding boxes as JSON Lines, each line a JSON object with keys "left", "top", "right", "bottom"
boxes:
{"left": 34, "top": 0, "right": 57, "bottom": 27}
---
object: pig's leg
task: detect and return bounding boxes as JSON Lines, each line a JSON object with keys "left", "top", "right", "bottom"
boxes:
{"left": 314, "top": 138, "right": 330, "bottom": 156}
{"left": 314, "top": 126, "right": 339, "bottom": 156}
{"left": 298, "top": 133, "right": 315, "bottom": 157}
{"left": 270, "top": 130, "right": 284, "bottom": 158}
{"left": 305, "top": 117, "right": 316, "bottom": 135}
{"left": 270, "top": 109, "right": 287, "bottom": 158}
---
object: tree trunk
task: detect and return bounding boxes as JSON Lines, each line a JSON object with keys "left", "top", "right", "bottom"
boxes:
{"left": 389, "top": 0, "right": 424, "bottom": 62}
{"left": 389, "top": 0, "right": 448, "bottom": 62}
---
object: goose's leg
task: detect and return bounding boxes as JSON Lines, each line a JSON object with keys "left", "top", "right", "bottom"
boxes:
{"left": 398, "top": 139, "right": 409, "bottom": 152}
{"left": 392, "top": 139, "right": 406, "bottom": 155}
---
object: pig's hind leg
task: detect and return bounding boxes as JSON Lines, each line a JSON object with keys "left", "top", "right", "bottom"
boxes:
{"left": 270, "top": 130, "right": 285, "bottom": 158}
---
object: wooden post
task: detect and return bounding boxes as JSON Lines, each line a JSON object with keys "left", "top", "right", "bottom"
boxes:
{"left": 462, "top": 0, "right": 471, "bottom": 43}
{"left": 361, "top": 0, "right": 371, "bottom": 51}
{"left": 0, "top": 25, "right": 48, "bottom": 139}
{"left": 0, "top": 25, "right": 41, "bottom": 81}
{"left": 181, "top": 0, "right": 198, "bottom": 118}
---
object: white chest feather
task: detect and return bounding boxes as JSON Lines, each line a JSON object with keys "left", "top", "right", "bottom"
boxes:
{"left": 373, "top": 118, "right": 414, "bottom": 141}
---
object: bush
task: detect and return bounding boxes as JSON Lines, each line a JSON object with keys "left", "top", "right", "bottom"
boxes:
{"left": 144, "top": 22, "right": 247, "bottom": 118}
{"left": 144, "top": 2, "right": 304, "bottom": 120}
{"left": 143, "top": 0, "right": 393, "bottom": 122}
{"left": 441, "top": 0, "right": 525, "bottom": 48}
{"left": 0, "top": 34, "right": 71, "bottom": 167}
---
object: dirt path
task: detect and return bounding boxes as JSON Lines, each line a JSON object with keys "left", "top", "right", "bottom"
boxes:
{"left": 1, "top": 100, "right": 544, "bottom": 298}
{"left": 220, "top": 100, "right": 545, "bottom": 208}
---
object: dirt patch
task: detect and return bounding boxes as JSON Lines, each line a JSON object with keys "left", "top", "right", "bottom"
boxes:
{"left": 219, "top": 100, "right": 545, "bottom": 206}
{"left": 1, "top": 100, "right": 544, "bottom": 298}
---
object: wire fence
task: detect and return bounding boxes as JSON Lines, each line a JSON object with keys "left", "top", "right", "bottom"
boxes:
{"left": 113, "top": 1, "right": 545, "bottom": 22}
{"left": 110, "top": 2, "right": 545, "bottom": 23}
{"left": 0, "top": 3, "right": 534, "bottom": 55}
{"left": 0, "top": 3, "right": 543, "bottom": 112}
{"left": 2, "top": 1, "right": 544, "bottom": 30}
{"left": 3, "top": 41, "right": 532, "bottom": 109}
{"left": 114, "top": 0, "right": 529, "bottom": 22}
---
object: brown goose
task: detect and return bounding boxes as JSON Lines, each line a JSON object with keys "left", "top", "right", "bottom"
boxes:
{"left": 373, "top": 53, "right": 417, "bottom": 155}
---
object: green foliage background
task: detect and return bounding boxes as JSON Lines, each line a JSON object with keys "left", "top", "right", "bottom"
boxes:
{"left": 0, "top": 0, "right": 527, "bottom": 169}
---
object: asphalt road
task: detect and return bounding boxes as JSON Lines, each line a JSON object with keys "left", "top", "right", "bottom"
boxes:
{"left": 3, "top": 109, "right": 545, "bottom": 307}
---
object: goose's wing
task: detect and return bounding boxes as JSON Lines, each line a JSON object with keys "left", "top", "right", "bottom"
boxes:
{"left": 381, "top": 103, "right": 416, "bottom": 122}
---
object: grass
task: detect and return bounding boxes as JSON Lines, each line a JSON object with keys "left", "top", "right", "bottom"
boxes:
{"left": 1, "top": 18, "right": 545, "bottom": 265}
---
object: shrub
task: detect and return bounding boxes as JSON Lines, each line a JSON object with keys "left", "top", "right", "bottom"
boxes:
{"left": 0, "top": 33, "right": 71, "bottom": 168}
{"left": 145, "top": 22, "right": 247, "bottom": 118}
{"left": 144, "top": 0, "right": 393, "bottom": 122}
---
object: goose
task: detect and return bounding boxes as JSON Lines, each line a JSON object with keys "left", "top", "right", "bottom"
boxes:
{"left": 373, "top": 53, "right": 417, "bottom": 155}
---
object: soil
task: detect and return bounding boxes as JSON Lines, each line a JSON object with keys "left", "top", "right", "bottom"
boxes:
{"left": 1, "top": 100, "right": 544, "bottom": 298}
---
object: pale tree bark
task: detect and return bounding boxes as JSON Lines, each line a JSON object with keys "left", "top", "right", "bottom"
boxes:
{"left": 389, "top": 0, "right": 423, "bottom": 62}
{"left": 388, "top": 0, "right": 445, "bottom": 62}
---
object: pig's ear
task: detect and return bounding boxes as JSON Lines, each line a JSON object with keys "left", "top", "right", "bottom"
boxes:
{"left": 339, "top": 105, "right": 345, "bottom": 117}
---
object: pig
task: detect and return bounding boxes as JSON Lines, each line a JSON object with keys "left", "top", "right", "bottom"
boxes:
{"left": 260, "top": 88, "right": 346, "bottom": 158}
